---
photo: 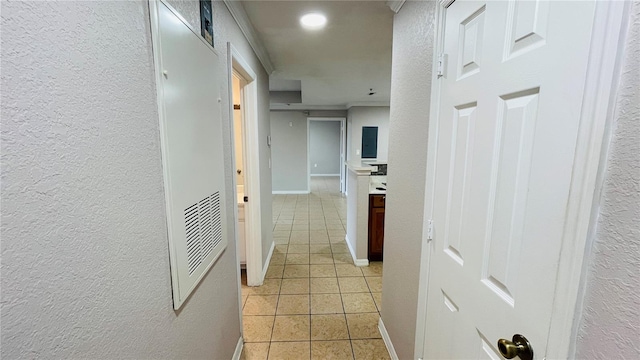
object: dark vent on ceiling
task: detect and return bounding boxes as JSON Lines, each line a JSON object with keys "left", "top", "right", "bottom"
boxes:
{"left": 184, "top": 192, "right": 222, "bottom": 275}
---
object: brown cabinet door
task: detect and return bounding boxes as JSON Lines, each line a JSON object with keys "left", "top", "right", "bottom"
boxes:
{"left": 368, "top": 195, "right": 385, "bottom": 261}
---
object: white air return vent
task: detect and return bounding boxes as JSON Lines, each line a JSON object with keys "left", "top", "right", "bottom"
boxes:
{"left": 150, "top": 0, "right": 228, "bottom": 309}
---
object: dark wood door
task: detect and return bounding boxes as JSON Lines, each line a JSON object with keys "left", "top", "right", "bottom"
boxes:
{"left": 368, "top": 194, "right": 385, "bottom": 261}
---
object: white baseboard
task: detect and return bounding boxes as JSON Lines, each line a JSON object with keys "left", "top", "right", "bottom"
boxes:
{"left": 310, "top": 174, "right": 340, "bottom": 177}
{"left": 232, "top": 336, "right": 243, "bottom": 360}
{"left": 345, "top": 235, "right": 369, "bottom": 267}
{"left": 379, "top": 318, "right": 399, "bottom": 360}
{"left": 272, "top": 190, "right": 310, "bottom": 195}
{"left": 260, "top": 240, "right": 275, "bottom": 281}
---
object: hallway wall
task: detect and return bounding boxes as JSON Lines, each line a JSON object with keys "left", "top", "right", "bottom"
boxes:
{"left": 575, "top": 3, "right": 640, "bottom": 358}
{"left": 271, "top": 111, "right": 309, "bottom": 192}
{"left": 270, "top": 110, "right": 346, "bottom": 193}
{"left": 1, "top": 1, "right": 269, "bottom": 358}
{"left": 310, "top": 120, "right": 342, "bottom": 175}
{"left": 347, "top": 106, "right": 390, "bottom": 162}
{"left": 381, "top": 2, "right": 437, "bottom": 359}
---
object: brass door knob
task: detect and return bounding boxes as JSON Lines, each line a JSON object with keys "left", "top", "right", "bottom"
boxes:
{"left": 497, "top": 334, "right": 533, "bottom": 360}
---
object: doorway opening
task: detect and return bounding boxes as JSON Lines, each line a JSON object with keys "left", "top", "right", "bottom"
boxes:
{"left": 307, "top": 117, "right": 347, "bottom": 194}
{"left": 229, "top": 43, "right": 263, "bottom": 287}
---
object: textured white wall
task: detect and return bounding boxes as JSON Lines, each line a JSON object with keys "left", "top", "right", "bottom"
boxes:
{"left": 381, "top": 2, "right": 437, "bottom": 359}
{"left": 0, "top": 1, "right": 269, "bottom": 357}
{"left": 575, "top": 4, "right": 640, "bottom": 358}
{"left": 271, "top": 111, "right": 309, "bottom": 192}
{"left": 309, "top": 120, "right": 341, "bottom": 175}
{"left": 347, "top": 106, "right": 390, "bottom": 162}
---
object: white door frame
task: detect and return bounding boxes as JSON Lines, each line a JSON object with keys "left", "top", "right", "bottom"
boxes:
{"left": 306, "top": 117, "right": 347, "bottom": 192}
{"left": 228, "top": 43, "right": 263, "bottom": 287}
{"left": 413, "top": 1, "right": 631, "bottom": 359}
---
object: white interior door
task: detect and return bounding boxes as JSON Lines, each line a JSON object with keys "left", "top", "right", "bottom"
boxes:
{"left": 423, "top": 0, "right": 597, "bottom": 358}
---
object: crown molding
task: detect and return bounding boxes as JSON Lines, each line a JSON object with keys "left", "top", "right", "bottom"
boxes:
{"left": 270, "top": 104, "right": 348, "bottom": 111}
{"left": 386, "top": 0, "right": 406, "bottom": 13}
{"left": 223, "top": 0, "right": 275, "bottom": 74}
{"left": 346, "top": 101, "right": 391, "bottom": 108}
{"left": 270, "top": 101, "right": 391, "bottom": 111}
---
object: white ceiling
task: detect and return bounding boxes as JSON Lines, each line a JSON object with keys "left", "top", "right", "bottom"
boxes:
{"left": 241, "top": 1, "right": 394, "bottom": 108}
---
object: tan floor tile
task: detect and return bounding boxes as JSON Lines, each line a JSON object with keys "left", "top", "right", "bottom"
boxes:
{"left": 274, "top": 245, "right": 288, "bottom": 254}
{"left": 243, "top": 295, "right": 279, "bottom": 315}
{"left": 341, "top": 293, "right": 377, "bottom": 313}
{"left": 274, "top": 237, "right": 289, "bottom": 245}
{"left": 325, "top": 222, "right": 345, "bottom": 230}
{"left": 286, "top": 253, "right": 310, "bottom": 265}
{"left": 311, "top": 314, "right": 350, "bottom": 340}
{"left": 243, "top": 316, "right": 274, "bottom": 342}
{"left": 365, "top": 277, "right": 383, "bottom": 293}
{"left": 252, "top": 279, "right": 282, "bottom": 295}
{"left": 272, "top": 230, "right": 291, "bottom": 239}
{"left": 241, "top": 342, "right": 269, "bottom": 360}
{"left": 310, "top": 277, "right": 340, "bottom": 294}
{"left": 361, "top": 262, "right": 383, "bottom": 276}
{"left": 310, "top": 231, "right": 330, "bottom": 241}
{"left": 280, "top": 278, "right": 309, "bottom": 294}
{"left": 335, "top": 264, "right": 363, "bottom": 277}
{"left": 290, "top": 231, "right": 310, "bottom": 241}
{"left": 372, "top": 292, "right": 382, "bottom": 312}
{"left": 309, "top": 223, "right": 327, "bottom": 231}
{"left": 331, "top": 243, "right": 349, "bottom": 254}
{"left": 310, "top": 253, "right": 334, "bottom": 264}
{"left": 346, "top": 313, "right": 381, "bottom": 339}
{"left": 292, "top": 224, "right": 309, "bottom": 231}
{"left": 338, "top": 277, "right": 369, "bottom": 293}
{"left": 283, "top": 265, "right": 310, "bottom": 278}
{"left": 289, "top": 238, "right": 310, "bottom": 245}
{"left": 351, "top": 339, "right": 390, "bottom": 360}
{"left": 333, "top": 253, "right": 354, "bottom": 265}
{"left": 265, "top": 265, "right": 284, "bottom": 279}
{"left": 324, "top": 218, "right": 343, "bottom": 224}
{"left": 310, "top": 264, "right": 337, "bottom": 278}
{"left": 272, "top": 315, "right": 310, "bottom": 341}
{"left": 268, "top": 341, "right": 310, "bottom": 360}
{"left": 309, "top": 237, "right": 330, "bottom": 244}
{"left": 328, "top": 229, "right": 346, "bottom": 237}
{"left": 277, "top": 294, "right": 310, "bottom": 315}
{"left": 311, "top": 340, "right": 353, "bottom": 360}
{"left": 270, "top": 254, "right": 286, "bottom": 265}
{"left": 288, "top": 245, "right": 310, "bottom": 254}
{"left": 311, "top": 293, "right": 344, "bottom": 314}
{"left": 330, "top": 236, "right": 346, "bottom": 244}
{"left": 309, "top": 245, "right": 332, "bottom": 254}
{"left": 274, "top": 224, "right": 292, "bottom": 232}
{"left": 242, "top": 295, "right": 249, "bottom": 309}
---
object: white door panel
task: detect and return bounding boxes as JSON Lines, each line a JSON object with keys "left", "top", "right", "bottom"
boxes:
{"left": 423, "top": 0, "right": 597, "bottom": 358}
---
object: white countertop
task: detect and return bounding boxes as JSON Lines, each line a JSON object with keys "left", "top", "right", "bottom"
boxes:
{"left": 369, "top": 175, "right": 387, "bottom": 194}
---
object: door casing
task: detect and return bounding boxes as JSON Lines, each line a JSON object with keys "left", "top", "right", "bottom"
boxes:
{"left": 228, "top": 43, "right": 264, "bottom": 290}
{"left": 413, "top": 0, "right": 632, "bottom": 359}
{"left": 306, "top": 117, "right": 347, "bottom": 193}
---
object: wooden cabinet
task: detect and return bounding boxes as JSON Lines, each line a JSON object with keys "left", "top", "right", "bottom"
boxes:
{"left": 368, "top": 194, "right": 385, "bottom": 261}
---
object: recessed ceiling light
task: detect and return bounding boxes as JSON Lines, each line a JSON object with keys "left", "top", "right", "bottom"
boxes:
{"left": 300, "top": 13, "right": 327, "bottom": 30}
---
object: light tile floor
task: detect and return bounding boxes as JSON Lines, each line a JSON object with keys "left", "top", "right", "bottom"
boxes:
{"left": 241, "top": 177, "right": 388, "bottom": 360}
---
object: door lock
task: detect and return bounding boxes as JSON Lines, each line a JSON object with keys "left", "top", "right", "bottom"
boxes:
{"left": 497, "top": 334, "right": 533, "bottom": 360}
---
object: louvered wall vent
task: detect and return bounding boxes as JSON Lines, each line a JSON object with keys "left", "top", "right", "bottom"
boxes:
{"left": 185, "top": 192, "right": 222, "bottom": 275}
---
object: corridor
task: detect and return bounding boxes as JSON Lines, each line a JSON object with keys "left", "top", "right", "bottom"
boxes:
{"left": 241, "top": 177, "right": 388, "bottom": 359}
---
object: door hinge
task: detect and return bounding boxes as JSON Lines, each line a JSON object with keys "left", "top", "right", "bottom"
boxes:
{"left": 437, "top": 53, "right": 447, "bottom": 78}
{"left": 426, "top": 219, "right": 434, "bottom": 242}
{"left": 243, "top": 196, "right": 248, "bottom": 203}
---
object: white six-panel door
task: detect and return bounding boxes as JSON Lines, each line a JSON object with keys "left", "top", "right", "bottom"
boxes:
{"left": 423, "top": 0, "right": 598, "bottom": 358}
